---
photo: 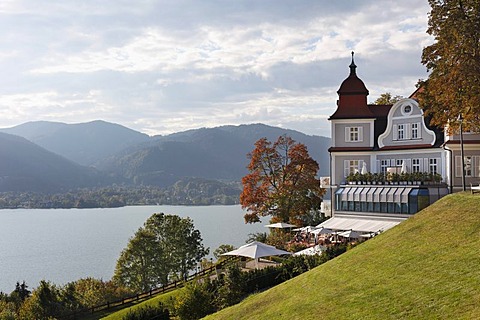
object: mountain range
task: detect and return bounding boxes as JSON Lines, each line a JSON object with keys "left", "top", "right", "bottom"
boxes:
{"left": 0, "top": 121, "right": 331, "bottom": 192}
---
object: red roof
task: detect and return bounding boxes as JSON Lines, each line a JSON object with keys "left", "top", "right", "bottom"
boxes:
{"left": 329, "top": 53, "right": 375, "bottom": 120}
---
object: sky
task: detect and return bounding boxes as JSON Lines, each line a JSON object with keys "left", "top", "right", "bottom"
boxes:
{"left": 0, "top": 0, "right": 433, "bottom": 137}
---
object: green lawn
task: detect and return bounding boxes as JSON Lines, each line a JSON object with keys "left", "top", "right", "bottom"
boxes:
{"left": 205, "top": 192, "right": 480, "bottom": 320}
{"left": 100, "top": 288, "right": 183, "bottom": 319}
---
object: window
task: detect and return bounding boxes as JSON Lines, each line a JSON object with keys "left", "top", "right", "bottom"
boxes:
{"left": 465, "top": 156, "right": 472, "bottom": 177}
{"left": 350, "top": 127, "right": 359, "bottom": 141}
{"left": 429, "top": 158, "right": 438, "bottom": 174}
{"left": 380, "top": 159, "right": 389, "bottom": 174}
{"left": 348, "top": 160, "right": 360, "bottom": 174}
{"left": 412, "top": 159, "right": 420, "bottom": 173}
{"left": 345, "top": 126, "right": 363, "bottom": 142}
{"left": 398, "top": 124, "right": 405, "bottom": 140}
{"left": 411, "top": 123, "right": 419, "bottom": 139}
{"left": 457, "top": 156, "right": 475, "bottom": 177}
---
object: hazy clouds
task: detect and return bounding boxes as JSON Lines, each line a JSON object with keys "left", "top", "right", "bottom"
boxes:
{"left": 0, "top": 0, "right": 432, "bottom": 136}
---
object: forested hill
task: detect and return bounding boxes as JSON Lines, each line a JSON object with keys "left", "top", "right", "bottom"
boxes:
{"left": 0, "top": 120, "right": 150, "bottom": 166}
{"left": 0, "top": 121, "right": 331, "bottom": 193}
{"left": 0, "top": 132, "right": 112, "bottom": 192}
{"left": 97, "top": 123, "right": 331, "bottom": 187}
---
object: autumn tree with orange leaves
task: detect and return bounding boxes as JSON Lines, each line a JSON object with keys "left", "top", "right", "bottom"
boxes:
{"left": 240, "top": 135, "right": 325, "bottom": 225}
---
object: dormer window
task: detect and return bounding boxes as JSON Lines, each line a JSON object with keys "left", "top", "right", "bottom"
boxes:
{"left": 411, "top": 123, "right": 419, "bottom": 139}
{"left": 398, "top": 124, "right": 405, "bottom": 140}
{"left": 393, "top": 122, "right": 422, "bottom": 141}
{"left": 345, "top": 126, "right": 363, "bottom": 142}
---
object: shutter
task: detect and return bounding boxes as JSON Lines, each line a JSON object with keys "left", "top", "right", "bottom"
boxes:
{"left": 424, "top": 158, "right": 429, "bottom": 173}
{"left": 358, "top": 127, "right": 364, "bottom": 142}
{"left": 393, "top": 124, "right": 398, "bottom": 140}
{"left": 417, "top": 122, "right": 422, "bottom": 138}
{"left": 406, "top": 159, "right": 412, "bottom": 173}
{"left": 376, "top": 160, "right": 380, "bottom": 173}
{"left": 345, "top": 127, "right": 350, "bottom": 142}
{"left": 455, "top": 156, "right": 462, "bottom": 177}
{"left": 475, "top": 156, "right": 480, "bottom": 177}
{"left": 344, "top": 160, "right": 350, "bottom": 177}
{"left": 358, "top": 160, "right": 364, "bottom": 173}
{"left": 405, "top": 123, "right": 411, "bottom": 139}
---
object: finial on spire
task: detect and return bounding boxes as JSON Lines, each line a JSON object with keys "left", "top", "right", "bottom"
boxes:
{"left": 349, "top": 51, "right": 357, "bottom": 76}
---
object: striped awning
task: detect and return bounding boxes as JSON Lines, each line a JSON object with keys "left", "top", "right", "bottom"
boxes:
{"left": 316, "top": 216, "right": 403, "bottom": 233}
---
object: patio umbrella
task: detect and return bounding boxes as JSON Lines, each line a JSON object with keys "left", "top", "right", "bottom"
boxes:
{"left": 361, "top": 162, "right": 368, "bottom": 174}
{"left": 401, "top": 160, "right": 407, "bottom": 174}
{"left": 311, "top": 227, "right": 333, "bottom": 235}
{"left": 264, "top": 222, "right": 297, "bottom": 229}
{"left": 293, "top": 245, "right": 326, "bottom": 256}
{"left": 221, "top": 241, "right": 292, "bottom": 259}
{"left": 338, "top": 229, "right": 362, "bottom": 239}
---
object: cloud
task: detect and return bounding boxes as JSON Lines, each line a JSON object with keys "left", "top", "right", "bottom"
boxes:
{"left": 0, "top": 0, "right": 432, "bottom": 137}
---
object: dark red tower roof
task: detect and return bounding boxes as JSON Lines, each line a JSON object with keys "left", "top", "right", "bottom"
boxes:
{"left": 329, "top": 52, "right": 375, "bottom": 119}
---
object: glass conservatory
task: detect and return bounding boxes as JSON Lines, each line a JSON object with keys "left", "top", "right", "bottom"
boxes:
{"left": 334, "top": 185, "right": 449, "bottom": 215}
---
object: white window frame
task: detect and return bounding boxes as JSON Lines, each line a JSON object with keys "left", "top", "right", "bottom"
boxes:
{"left": 345, "top": 126, "right": 363, "bottom": 142}
{"left": 398, "top": 124, "right": 405, "bottom": 140}
{"left": 344, "top": 160, "right": 361, "bottom": 177}
{"left": 412, "top": 158, "right": 421, "bottom": 173}
{"left": 429, "top": 158, "right": 438, "bottom": 175}
{"left": 411, "top": 123, "right": 419, "bottom": 139}
{"left": 380, "top": 159, "right": 390, "bottom": 174}
{"left": 456, "top": 156, "right": 475, "bottom": 177}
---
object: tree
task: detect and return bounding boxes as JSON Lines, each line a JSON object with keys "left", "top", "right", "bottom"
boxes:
{"left": 175, "top": 282, "right": 216, "bottom": 320}
{"left": 213, "top": 244, "right": 235, "bottom": 260}
{"left": 418, "top": 0, "right": 480, "bottom": 131}
{"left": 19, "top": 280, "right": 62, "bottom": 319}
{"left": 240, "top": 135, "right": 325, "bottom": 225}
{"left": 113, "top": 213, "right": 209, "bottom": 292}
{"left": 374, "top": 92, "right": 404, "bottom": 105}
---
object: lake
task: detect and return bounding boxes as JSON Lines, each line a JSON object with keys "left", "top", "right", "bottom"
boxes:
{"left": 0, "top": 205, "right": 265, "bottom": 293}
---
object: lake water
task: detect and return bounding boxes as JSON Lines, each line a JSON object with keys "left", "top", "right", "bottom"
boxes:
{"left": 0, "top": 205, "right": 265, "bottom": 293}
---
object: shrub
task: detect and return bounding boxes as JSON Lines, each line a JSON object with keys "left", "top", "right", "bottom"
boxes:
{"left": 122, "top": 302, "right": 170, "bottom": 320}
{"left": 174, "top": 282, "right": 216, "bottom": 320}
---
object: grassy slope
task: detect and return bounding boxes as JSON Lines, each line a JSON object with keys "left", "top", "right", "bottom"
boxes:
{"left": 101, "top": 289, "right": 182, "bottom": 320}
{"left": 206, "top": 192, "right": 480, "bottom": 320}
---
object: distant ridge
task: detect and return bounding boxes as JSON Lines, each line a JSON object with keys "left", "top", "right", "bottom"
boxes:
{"left": 0, "top": 132, "right": 111, "bottom": 192}
{"left": 96, "top": 123, "right": 331, "bottom": 187}
{"left": 0, "top": 121, "right": 331, "bottom": 191}
{"left": 0, "top": 120, "right": 150, "bottom": 166}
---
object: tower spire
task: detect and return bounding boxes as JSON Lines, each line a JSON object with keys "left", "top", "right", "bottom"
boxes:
{"left": 349, "top": 51, "right": 357, "bottom": 76}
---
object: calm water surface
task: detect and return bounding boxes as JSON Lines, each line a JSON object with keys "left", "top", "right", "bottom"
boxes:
{"left": 0, "top": 205, "right": 265, "bottom": 292}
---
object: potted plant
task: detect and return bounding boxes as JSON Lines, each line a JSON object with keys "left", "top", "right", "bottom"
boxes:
{"left": 365, "top": 172, "right": 373, "bottom": 184}
{"left": 346, "top": 172, "right": 356, "bottom": 184}
{"left": 400, "top": 172, "right": 409, "bottom": 185}
{"left": 412, "top": 171, "right": 422, "bottom": 184}
{"left": 354, "top": 172, "right": 362, "bottom": 184}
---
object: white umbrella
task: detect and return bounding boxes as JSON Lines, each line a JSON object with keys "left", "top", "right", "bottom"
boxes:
{"left": 338, "top": 230, "right": 362, "bottom": 239}
{"left": 264, "top": 222, "right": 297, "bottom": 229}
{"left": 293, "top": 245, "right": 325, "bottom": 256}
{"left": 310, "top": 227, "right": 333, "bottom": 235}
{"left": 401, "top": 160, "right": 407, "bottom": 174}
{"left": 221, "top": 241, "right": 292, "bottom": 259}
{"left": 361, "top": 162, "right": 368, "bottom": 174}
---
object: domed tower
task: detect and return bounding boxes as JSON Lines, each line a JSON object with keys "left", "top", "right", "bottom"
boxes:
{"left": 328, "top": 52, "right": 377, "bottom": 186}
{"left": 330, "top": 52, "right": 374, "bottom": 119}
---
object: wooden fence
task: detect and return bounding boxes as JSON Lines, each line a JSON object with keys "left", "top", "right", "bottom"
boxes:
{"left": 59, "top": 256, "right": 237, "bottom": 319}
